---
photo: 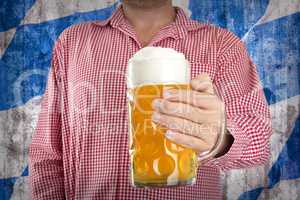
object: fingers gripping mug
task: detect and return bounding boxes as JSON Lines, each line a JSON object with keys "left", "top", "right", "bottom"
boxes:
{"left": 126, "top": 47, "right": 219, "bottom": 187}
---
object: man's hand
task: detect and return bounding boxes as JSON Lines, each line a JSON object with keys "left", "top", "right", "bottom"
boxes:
{"left": 151, "top": 73, "right": 228, "bottom": 157}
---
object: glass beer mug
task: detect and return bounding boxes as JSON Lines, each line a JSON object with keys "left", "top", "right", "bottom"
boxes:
{"left": 127, "top": 47, "right": 218, "bottom": 187}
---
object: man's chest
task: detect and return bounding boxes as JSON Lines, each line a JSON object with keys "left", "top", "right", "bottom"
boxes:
{"left": 64, "top": 36, "right": 218, "bottom": 123}
{"left": 67, "top": 35, "right": 218, "bottom": 86}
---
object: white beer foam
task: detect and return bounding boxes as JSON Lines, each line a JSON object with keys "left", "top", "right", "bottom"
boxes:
{"left": 127, "top": 47, "right": 190, "bottom": 88}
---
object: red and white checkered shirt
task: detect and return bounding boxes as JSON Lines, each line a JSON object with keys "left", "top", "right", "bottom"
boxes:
{"left": 29, "top": 5, "right": 272, "bottom": 200}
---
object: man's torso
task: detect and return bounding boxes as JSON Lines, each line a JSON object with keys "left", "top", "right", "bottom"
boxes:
{"left": 55, "top": 7, "right": 237, "bottom": 199}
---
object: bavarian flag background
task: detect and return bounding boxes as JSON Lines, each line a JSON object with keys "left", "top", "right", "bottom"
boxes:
{"left": 0, "top": 0, "right": 299, "bottom": 199}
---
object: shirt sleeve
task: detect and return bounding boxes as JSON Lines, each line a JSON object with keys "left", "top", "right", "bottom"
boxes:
{"left": 202, "top": 33, "right": 272, "bottom": 171}
{"left": 29, "top": 38, "right": 66, "bottom": 199}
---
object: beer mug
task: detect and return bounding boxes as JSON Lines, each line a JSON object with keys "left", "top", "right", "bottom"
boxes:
{"left": 127, "top": 47, "right": 218, "bottom": 187}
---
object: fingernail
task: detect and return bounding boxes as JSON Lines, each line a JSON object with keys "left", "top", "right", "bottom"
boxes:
{"left": 163, "top": 89, "right": 176, "bottom": 98}
{"left": 152, "top": 112, "right": 161, "bottom": 122}
{"left": 152, "top": 99, "right": 162, "bottom": 109}
{"left": 165, "top": 130, "right": 175, "bottom": 139}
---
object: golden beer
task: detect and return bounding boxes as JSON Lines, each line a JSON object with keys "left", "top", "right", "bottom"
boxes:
{"left": 127, "top": 46, "right": 198, "bottom": 187}
{"left": 128, "top": 83, "right": 198, "bottom": 187}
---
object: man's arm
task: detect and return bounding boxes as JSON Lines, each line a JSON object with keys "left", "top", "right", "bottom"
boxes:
{"left": 203, "top": 32, "right": 272, "bottom": 171}
{"left": 29, "top": 38, "right": 65, "bottom": 199}
{"left": 151, "top": 32, "right": 271, "bottom": 171}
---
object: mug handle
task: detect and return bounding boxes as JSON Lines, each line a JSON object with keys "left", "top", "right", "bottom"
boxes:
{"left": 197, "top": 113, "right": 226, "bottom": 162}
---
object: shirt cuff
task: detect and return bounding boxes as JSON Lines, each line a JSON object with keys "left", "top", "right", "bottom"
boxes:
{"left": 200, "top": 117, "right": 250, "bottom": 171}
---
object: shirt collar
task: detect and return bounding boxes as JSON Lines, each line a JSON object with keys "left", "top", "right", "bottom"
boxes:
{"left": 92, "top": 5, "right": 207, "bottom": 39}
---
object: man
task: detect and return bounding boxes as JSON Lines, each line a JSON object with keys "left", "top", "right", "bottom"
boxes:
{"left": 29, "top": 0, "right": 272, "bottom": 199}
